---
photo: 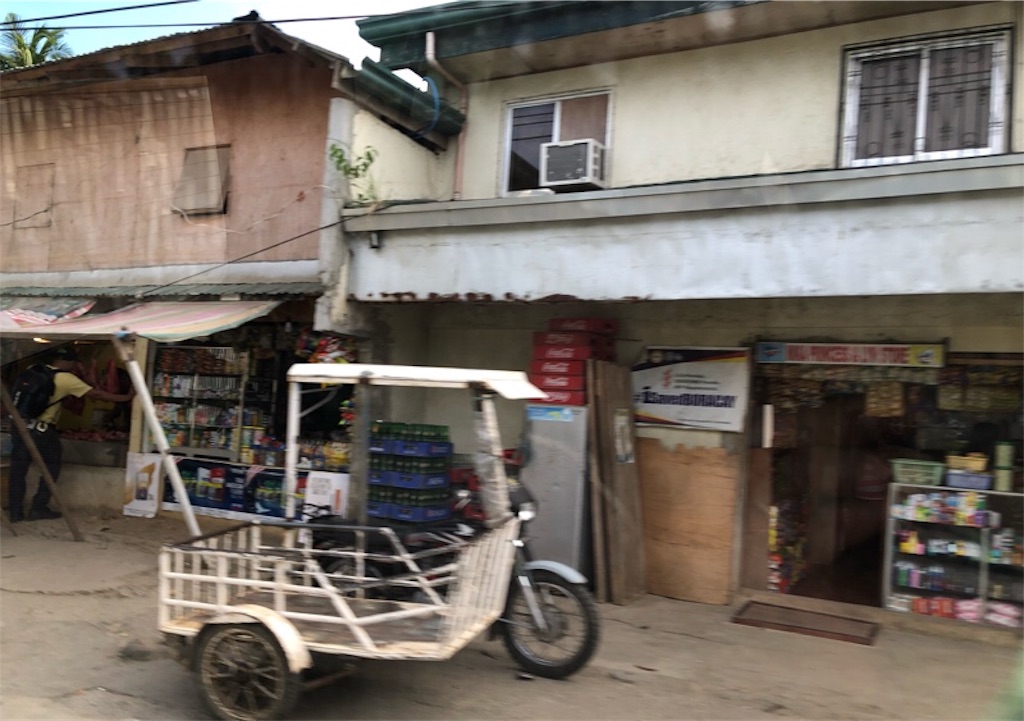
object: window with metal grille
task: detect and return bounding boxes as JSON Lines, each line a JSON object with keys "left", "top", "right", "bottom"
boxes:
{"left": 840, "top": 31, "right": 1008, "bottom": 167}
{"left": 505, "top": 93, "right": 609, "bottom": 192}
{"left": 172, "top": 145, "right": 231, "bottom": 215}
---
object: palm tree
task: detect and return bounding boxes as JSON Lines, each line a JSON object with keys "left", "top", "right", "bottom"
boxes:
{"left": 0, "top": 13, "right": 73, "bottom": 70}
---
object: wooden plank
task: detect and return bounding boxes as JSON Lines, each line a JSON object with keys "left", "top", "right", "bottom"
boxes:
{"left": 585, "top": 359, "right": 609, "bottom": 603}
{"left": 594, "top": 361, "right": 646, "bottom": 604}
{"left": 741, "top": 448, "right": 772, "bottom": 590}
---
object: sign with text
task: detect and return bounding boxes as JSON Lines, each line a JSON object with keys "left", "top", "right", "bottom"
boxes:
{"left": 755, "top": 342, "right": 945, "bottom": 367}
{"left": 632, "top": 347, "right": 750, "bottom": 432}
{"left": 124, "top": 452, "right": 162, "bottom": 518}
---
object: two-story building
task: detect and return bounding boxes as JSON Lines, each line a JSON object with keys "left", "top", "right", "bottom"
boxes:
{"left": 331, "top": 1, "right": 1023, "bottom": 620}
{"left": 0, "top": 18, "right": 462, "bottom": 515}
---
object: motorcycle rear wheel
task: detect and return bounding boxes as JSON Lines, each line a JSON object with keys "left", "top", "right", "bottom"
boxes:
{"left": 501, "top": 570, "right": 600, "bottom": 679}
{"left": 196, "top": 623, "right": 302, "bottom": 721}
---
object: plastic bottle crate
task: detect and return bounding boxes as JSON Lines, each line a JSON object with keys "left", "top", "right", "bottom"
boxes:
{"left": 891, "top": 459, "right": 945, "bottom": 486}
{"left": 369, "top": 470, "right": 450, "bottom": 489}
{"left": 367, "top": 501, "right": 393, "bottom": 518}
{"left": 391, "top": 503, "right": 451, "bottom": 523}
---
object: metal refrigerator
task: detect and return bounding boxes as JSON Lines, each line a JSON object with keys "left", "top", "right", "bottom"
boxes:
{"left": 519, "top": 404, "right": 590, "bottom": 573}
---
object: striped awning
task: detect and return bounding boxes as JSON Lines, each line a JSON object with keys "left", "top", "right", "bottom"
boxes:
{"left": 0, "top": 300, "right": 280, "bottom": 343}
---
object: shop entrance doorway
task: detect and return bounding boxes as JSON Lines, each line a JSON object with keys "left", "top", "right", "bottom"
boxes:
{"left": 756, "top": 349, "right": 1023, "bottom": 614}
{"left": 783, "top": 395, "right": 907, "bottom": 607}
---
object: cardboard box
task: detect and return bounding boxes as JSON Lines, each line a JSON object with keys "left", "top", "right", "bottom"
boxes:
{"left": 532, "top": 344, "right": 615, "bottom": 361}
{"left": 533, "top": 331, "right": 615, "bottom": 347}
{"left": 532, "top": 390, "right": 586, "bottom": 406}
{"left": 529, "top": 373, "right": 586, "bottom": 391}
{"left": 529, "top": 359, "right": 585, "bottom": 375}
{"left": 548, "top": 317, "right": 619, "bottom": 335}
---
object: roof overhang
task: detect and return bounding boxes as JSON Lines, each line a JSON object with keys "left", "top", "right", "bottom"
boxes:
{"left": 360, "top": 0, "right": 983, "bottom": 83}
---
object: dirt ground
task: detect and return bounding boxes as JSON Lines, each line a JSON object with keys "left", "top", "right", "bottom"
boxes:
{"left": 1, "top": 513, "right": 1021, "bottom": 721}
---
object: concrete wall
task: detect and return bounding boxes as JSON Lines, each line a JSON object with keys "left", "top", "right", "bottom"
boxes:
{"left": 347, "top": 182, "right": 1024, "bottom": 301}
{"left": 447, "top": 3, "right": 1020, "bottom": 198}
{"left": 0, "top": 53, "right": 336, "bottom": 272}
{"left": 350, "top": 110, "right": 455, "bottom": 203}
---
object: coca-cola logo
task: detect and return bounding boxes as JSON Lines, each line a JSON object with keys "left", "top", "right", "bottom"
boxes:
{"left": 545, "top": 348, "right": 576, "bottom": 358}
{"left": 547, "top": 391, "right": 571, "bottom": 401}
{"left": 545, "top": 333, "right": 574, "bottom": 344}
{"left": 544, "top": 376, "right": 571, "bottom": 387}
{"left": 560, "top": 321, "right": 586, "bottom": 331}
{"left": 541, "top": 362, "right": 570, "bottom": 373}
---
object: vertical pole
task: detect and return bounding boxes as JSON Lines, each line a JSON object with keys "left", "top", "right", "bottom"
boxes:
{"left": 473, "top": 385, "right": 512, "bottom": 528}
{"left": 349, "top": 378, "right": 370, "bottom": 524}
{"left": 112, "top": 334, "right": 200, "bottom": 537}
{"left": 284, "top": 378, "right": 301, "bottom": 521}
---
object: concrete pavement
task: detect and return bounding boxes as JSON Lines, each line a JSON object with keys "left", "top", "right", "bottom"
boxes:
{"left": 1, "top": 513, "right": 1021, "bottom": 720}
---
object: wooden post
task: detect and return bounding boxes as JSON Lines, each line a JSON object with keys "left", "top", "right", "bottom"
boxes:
{"left": 0, "top": 383, "right": 84, "bottom": 542}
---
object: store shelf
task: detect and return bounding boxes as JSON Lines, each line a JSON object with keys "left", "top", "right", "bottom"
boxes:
{"left": 884, "top": 483, "right": 1024, "bottom": 629}
{"left": 148, "top": 346, "right": 247, "bottom": 463}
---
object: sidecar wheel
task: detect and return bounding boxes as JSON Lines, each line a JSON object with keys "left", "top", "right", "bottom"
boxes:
{"left": 501, "top": 570, "right": 600, "bottom": 679}
{"left": 197, "top": 623, "right": 302, "bottom": 721}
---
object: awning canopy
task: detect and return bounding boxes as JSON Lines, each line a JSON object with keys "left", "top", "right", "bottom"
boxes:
{"left": 0, "top": 301, "right": 280, "bottom": 343}
{"left": 0, "top": 297, "right": 96, "bottom": 330}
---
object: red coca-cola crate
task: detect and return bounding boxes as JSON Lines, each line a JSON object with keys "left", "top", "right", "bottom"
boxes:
{"left": 532, "top": 344, "right": 616, "bottom": 361}
{"left": 449, "top": 467, "right": 481, "bottom": 491}
{"left": 529, "top": 374, "right": 586, "bottom": 391}
{"left": 547, "top": 317, "right": 619, "bottom": 335}
{"left": 533, "top": 331, "right": 614, "bottom": 347}
{"left": 532, "top": 390, "right": 586, "bottom": 406}
{"left": 529, "top": 359, "right": 586, "bottom": 375}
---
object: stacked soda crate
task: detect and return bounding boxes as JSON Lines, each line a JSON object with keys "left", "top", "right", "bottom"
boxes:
{"left": 367, "top": 421, "right": 454, "bottom": 522}
{"left": 530, "top": 318, "right": 618, "bottom": 406}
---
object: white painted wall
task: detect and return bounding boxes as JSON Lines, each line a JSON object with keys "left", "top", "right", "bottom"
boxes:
{"left": 350, "top": 110, "right": 455, "bottom": 202}
{"left": 445, "top": 2, "right": 1021, "bottom": 198}
{"left": 348, "top": 189, "right": 1024, "bottom": 302}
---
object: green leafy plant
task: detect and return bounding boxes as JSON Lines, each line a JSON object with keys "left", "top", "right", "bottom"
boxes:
{"left": 1, "top": 13, "right": 73, "bottom": 70}
{"left": 328, "top": 143, "right": 378, "bottom": 206}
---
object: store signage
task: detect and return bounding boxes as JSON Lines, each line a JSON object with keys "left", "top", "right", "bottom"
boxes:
{"left": 124, "top": 452, "right": 162, "bottom": 518}
{"left": 631, "top": 347, "right": 750, "bottom": 432}
{"left": 140, "top": 456, "right": 348, "bottom": 522}
{"left": 755, "top": 342, "right": 945, "bottom": 368}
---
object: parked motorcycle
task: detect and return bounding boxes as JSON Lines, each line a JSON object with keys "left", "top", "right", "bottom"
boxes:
{"left": 302, "top": 480, "right": 600, "bottom": 679}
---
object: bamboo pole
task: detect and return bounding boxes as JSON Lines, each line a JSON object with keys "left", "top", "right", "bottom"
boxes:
{"left": 111, "top": 334, "right": 201, "bottom": 537}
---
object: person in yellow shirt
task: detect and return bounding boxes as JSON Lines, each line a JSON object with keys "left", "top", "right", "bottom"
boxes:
{"left": 8, "top": 345, "right": 135, "bottom": 522}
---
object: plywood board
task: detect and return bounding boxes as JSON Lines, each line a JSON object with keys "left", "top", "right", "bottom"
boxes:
{"left": 637, "top": 438, "right": 739, "bottom": 604}
{"left": 592, "top": 361, "right": 646, "bottom": 604}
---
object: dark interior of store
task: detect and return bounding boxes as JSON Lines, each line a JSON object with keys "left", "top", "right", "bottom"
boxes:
{"left": 760, "top": 360, "right": 1024, "bottom": 609}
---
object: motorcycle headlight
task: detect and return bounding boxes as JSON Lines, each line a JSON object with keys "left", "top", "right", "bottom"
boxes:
{"left": 517, "top": 501, "right": 537, "bottom": 522}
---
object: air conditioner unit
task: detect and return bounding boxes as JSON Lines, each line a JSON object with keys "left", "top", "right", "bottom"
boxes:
{"left": 539, "top": 139, "right": 606, "bottom": 191}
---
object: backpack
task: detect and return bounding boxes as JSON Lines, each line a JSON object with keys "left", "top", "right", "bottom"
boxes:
{"left": 10, "top": 364, "right": 58, "bottom": 421}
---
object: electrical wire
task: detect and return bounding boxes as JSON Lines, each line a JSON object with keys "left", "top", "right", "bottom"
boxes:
{"left": 0, "top": 1, "right": 198, "bottom": 25}
{"left": 5, "top": 13, "right": 439, "bottom": 32}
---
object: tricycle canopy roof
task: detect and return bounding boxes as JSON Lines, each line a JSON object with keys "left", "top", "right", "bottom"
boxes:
{"left": 287, "top": 363, "right": 549, "bottom": 400}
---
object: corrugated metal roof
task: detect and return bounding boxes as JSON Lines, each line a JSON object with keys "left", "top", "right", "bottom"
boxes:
{"left": 0, "top": 282, "right": 322, "bottom": 299}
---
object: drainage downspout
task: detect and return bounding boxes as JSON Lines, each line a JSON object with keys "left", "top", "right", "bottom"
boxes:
{"left": 425, "top": 31, "right": 468, "bottom": 201}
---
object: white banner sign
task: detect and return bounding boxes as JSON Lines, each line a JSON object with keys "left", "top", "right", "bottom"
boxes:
{"left": 632, "top": 347, "right": 751, "bottom": 432}
{"left": 124, "top": 452, "right": 162, "bottom": 518}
